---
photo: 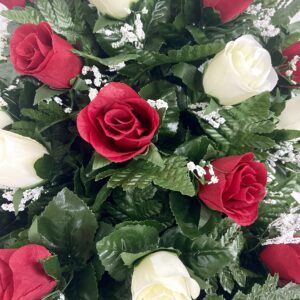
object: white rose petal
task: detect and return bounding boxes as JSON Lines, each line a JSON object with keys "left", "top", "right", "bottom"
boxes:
{"left": 0, "top": 111, "right": 13, "bottom": 129}
{"left": 0, "top": 130, "right": 48, "bottom": 188}
{"left": 203, "top": 35, "right": 278, "bottom": 106}
{"left": 277, "top": 96, "right": 300, "bottom": 131}
{"left": 89, "top": 0, "right": 139, "bottom": 19}
{"left": 131, "top": 251, "right": 200, "bottom": 300}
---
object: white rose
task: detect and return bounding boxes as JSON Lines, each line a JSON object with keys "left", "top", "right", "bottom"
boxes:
{"left": 0, "top": 110, "right": 13, "bottom": 129}
{"left": 89, "top": 0, "right": 139, "bottom": 19}
{"left": 277, "top": 96, "right": 300, "bottom": 131}
{"left": 131, "top": 251, "right": 200, "bottom": 300}
{"left": 203, "top": 35, "right": 278, "bottom": 106}
{"left": 0, "top": 130, "right": 48, "bottom": 188}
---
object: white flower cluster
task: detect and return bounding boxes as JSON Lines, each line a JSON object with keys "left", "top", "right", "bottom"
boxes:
{"left": 57, "top": 293, "right": 65, "bottom": 300}
{"left": 147, "top": 99, "right": 168, "bottom": 110}
{"left": 99, "top": 11, "right": 146, "bottom": 50}
{"left": 267, "top": 140, "right": 300, "bottom": 172}
{"left": 82, "top": 65, "right": 109, "bottom": 101}
{"left": 45, "top": 96, "right": 72, "bottom": 114}
{"left": 285, "top": 55, "right": 300, "bottom": 84}
{"left": 1, "top": 187, "right": 44, "bottom": 213}
{"left": 187, "top": 160, "right": 219, "bottom": 185}
{"left": 247, "top": 4, "right": 280, "bottom": 38}
{"left": 189, "top": 103, "right": 226, "bottom": 129}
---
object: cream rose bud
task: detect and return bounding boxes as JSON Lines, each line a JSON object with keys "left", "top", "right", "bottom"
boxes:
{"left": 0, "top": 111, "right": 13, "bottom": 129}
{"left": 203, "top": 35, "right": 278, "bottom": 106}
{"left": 0, "top": 130, "right": 48, "bottom": 188}
{"left": 89, "top": 0, "right": 139, "bottom": 19}
{"left": 131, "top": 251, "right": 200, "bottom": 300}
{"left": 277, "top": 96, "right": 300, "bottom": 131}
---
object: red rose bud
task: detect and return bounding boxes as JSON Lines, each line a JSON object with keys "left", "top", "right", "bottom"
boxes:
{"left": 260, "top": 243, "right": 300, "bottom": 285}
{"left": 77, "top": 82, "right": 160, "bottom": 163}
{"left": 0, "top": 0, "right": 29, "bottom": 9}
{"left": 0, "top": 244, "right": 57, "bottom": 299}
{"left": 203, "top": 0, "right": 253, "bottom": 23}
{"left": 198, "top": 152, "right": 267, "bottom": 226}
{"left": 10, "top": 22, "right": 82, "bottom": 89}
{"left": 282, "top": 41, "right": 300, "bottom": 83}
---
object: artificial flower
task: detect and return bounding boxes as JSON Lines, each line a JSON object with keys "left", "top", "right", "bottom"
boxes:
{"left": 277, "top": 96, "right": 300, "bottom": 131}
{"left": 0, "top": 110, "right": 13, "bottom": 129}
{"left": 283, "top": 41, "right": 300, "bottom": 84}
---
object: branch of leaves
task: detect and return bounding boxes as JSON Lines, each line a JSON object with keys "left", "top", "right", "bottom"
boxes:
{"left": 92, "top": 150, "right": 195, "bottom": 197}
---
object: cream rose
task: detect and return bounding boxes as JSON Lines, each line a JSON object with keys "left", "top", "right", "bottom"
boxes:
{"left": 0, "top": 110, "right": 13, "bottom": 129}
{"left": 0, "top": 130, "right": 48, "bottom": 188}
{"left": 203, "top": 35, "right": 278, "bottom": 106}
{"left": 277, "top": 96, "right": 300, "bottom": 131}
{"left": 131, "top": 251, "right": 200, "bottom": 300}
{"left": 89, "top": 0, "right": 139, "bottom": 19}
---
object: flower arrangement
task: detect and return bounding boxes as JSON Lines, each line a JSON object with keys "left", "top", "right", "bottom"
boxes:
{"left": 0, "top": 0, "right": 300, "bottom": 299}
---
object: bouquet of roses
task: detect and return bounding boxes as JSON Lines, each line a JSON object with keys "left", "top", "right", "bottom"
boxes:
{"left": 0, "top": 0, "right": 300, "bottom": 299}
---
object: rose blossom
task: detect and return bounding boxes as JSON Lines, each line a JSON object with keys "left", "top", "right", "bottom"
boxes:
{"left": 10, "top": 22, "right": 82, "bottom": 89}
{"left": 77, "top": 82, "right": 160, "bottom": 163}
{"left": 203, "top": 35, "right": 278, "bottom": 106}
{"left": 0, "top": 0, "right": 30, "bottom": 9}
{"left": 282, "top": 41, "right": 300, "bottom": 84}
{"left": 0, "top": 244, "right": 57, "bottom": 299}
{"left": 277, "top": 96, "right": 300, "bottom": 131}
{"left": 198, "top": 152, "right": 267, "bottom": 226}
{"left": 203, "top": 0, "right": 253, "bottom": 23}
{"left": 260, "top": 243, "right": 300, "bottom": 284}
{"left": 131, "top": 251, "right": 200, "bottom": 300}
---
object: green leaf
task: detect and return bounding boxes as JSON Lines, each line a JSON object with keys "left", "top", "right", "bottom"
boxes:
{"left": 96, "top": 225, "right": 159, "bottom": 281}
{"left": 170, "top": 192, "right": 201, "bottom": 239}
{"left": 219, "top": 268, "right": 235, "bottom": 293}
{"left": 135, "top": 144, "right": 164, "bottom": 167}
{"left": 66, "top": 264, "right": 99, "bottom": 300}
{"left": 41, "top": 255, "right": 61, "bottom": 281}
{"left": 13, "top": 189, "right": 24, "bottom": 216}
{"left": 92, "top": 153, "right": 111, "bottom": 171}
{"left": 93, "top": 16, "right": 120, "bottom": 32}
{"left": 28, "top": 188, "right": 98, "bottom": 266}
{"left": 92, "top": 184, "right": 112, "bottom": 213}
{"left": 273, "top": 1, "right": 300, "bottom": 26}
{"left": 34, "top": 85, "right": 66, "bottom": 106}
{"left": 0, "top": 7, "right": 43, "bottom": 24}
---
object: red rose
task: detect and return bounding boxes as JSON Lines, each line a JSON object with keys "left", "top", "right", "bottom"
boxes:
{"left": 198, "top": 152, "right": 267, "bottom": 226}
{"left": 283, "top": 41, "right": 300, "bottom": 83}
{"left": 0, "top": 0, "right": 29, "bottom": 9}
{"left": 0, "top": 244, "right": 57, "bottom": 299}
{"left": 203, "top": 0, "right": 253, "bottom": 23}
{"left": 77, "top": 82, "right": 160, "bottom": 162}
{"left": 10, "top": 22, "right": 82, "bottom": 89}
{"left": 260, "top": 243, "right": 300, "bottom": 284}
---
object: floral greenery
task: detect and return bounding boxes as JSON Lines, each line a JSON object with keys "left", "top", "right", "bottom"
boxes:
{"left": 1, "top": 0, "right": 300, "bottom": 299}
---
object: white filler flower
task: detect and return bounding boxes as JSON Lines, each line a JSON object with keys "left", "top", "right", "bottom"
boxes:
{"left": 0, "top": 130, "right": 48, "bottom": 188}
{"left": 89, "top": 0, "right": 139, "bottom": 19}
{"left": 203, "top": 35, "right": 278, "bottom": 106}
{"left": 277, "top": 96, "right": 300, "bottom": 131}
{"left": 131, "top": 251, "right": 200, "bottom": 300}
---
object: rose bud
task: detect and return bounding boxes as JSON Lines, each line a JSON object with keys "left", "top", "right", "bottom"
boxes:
{"left": 131, "top": 251, "right": 200, "bottom": 300}
{"left": 203, "top": 35, "right": 278, "bottom": 106}
{"left": 0, "top": 244, "right": 56, "bottom": 299}
{"left": 277, "top": 96, "right": 300, "bottom": 131}
{"left": 0, "top": 130, "right": 48, "bottom": 188}
{"left": 260, "top": 243, "right": 300, "bottom": 285}
{"left": 282, "top": 41, "right": 300, "bottom": 84}
{"left": 203, "top": 0, "right": 253, "bottom": 23}
{"left": 77, "top": 82, "right": 160, "bottom": 163}
{"left": 198, "top": 152, "right": 267, "bottom": 226}
{"left": 89, "top": 0, "right": 139, "bottom": 19}
{"left": 10, "top": 22, "right": 82, "bottom": 89}
{"left": 0, "top": 110, "right": 13, "bottom": 129}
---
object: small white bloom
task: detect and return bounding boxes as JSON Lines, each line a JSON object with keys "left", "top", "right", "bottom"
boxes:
{"left": 64, "top": 107, "right": 72, "bottom": 114}
{"left": 81, "top": 66, "right": 91, "bottom": 75}
{"left": 187, "top": 161, "right": 196, "bottom": 172}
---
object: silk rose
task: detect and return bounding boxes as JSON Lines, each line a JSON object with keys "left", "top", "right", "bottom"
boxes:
{"left": 10, "top": 22, "right": 82, "bottom": 89}
{"left": 0, "top": 244, "right": 56, "bottom": 300}
{"left": 203, "top": 35, "right": 278, "bottom": 105}
{"left": 77, "top": 82, "right": 160, "bottom": 163}
{"left": 277, "top": 97, "right": 300, "bottom": 131}
{"left": 198, "top": 152, "right": 267, "bottom": 226}
{"left": 131, "top": 251, "right": 200, "bottom": 300}
{"left": 0, "top": 130, "right": 48, "bottom": 188}
{"left": 0, "top": 111, "right": 13, "bottom": 129}
{"left": 283, "top": 41, "right": 300, "bottom": 84}
{"left": 89, "top": 0, "right": 139, "bottom": 19}
{"left": 260, "top": 243, "right": 300, "bottom": 285}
